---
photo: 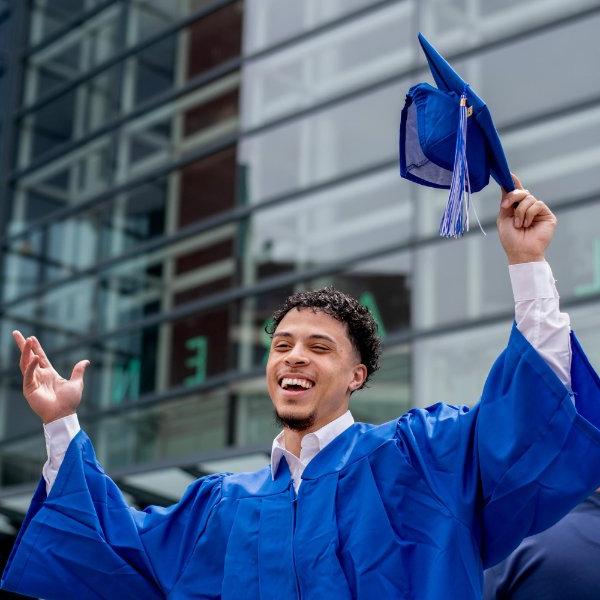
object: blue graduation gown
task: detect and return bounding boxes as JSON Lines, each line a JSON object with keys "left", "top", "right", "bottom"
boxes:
{"left": 3, "top": 324, "right": 600, "bottom": 599}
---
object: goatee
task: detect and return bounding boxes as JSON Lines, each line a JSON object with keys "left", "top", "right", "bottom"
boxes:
{"left": 274, "top": 410, "right": 316, "bottom": 432}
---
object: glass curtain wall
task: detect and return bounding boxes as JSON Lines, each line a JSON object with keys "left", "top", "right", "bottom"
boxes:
{"left": 0, "top": 0, "right": 599, "bottom": 507}
{"left": 0, "top": 0, "right": 245, "bottom": 485}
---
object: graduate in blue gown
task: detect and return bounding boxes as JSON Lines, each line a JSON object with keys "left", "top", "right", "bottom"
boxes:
{"left": 3, "top": 180, "right": 600, "bottom": 600}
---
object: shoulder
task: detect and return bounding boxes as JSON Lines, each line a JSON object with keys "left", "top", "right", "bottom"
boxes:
{"left": 221, "top": 466, "right": 276, "bottom": 499}
{"left": 396, "top": 402, "right": 474, "bottom": 433}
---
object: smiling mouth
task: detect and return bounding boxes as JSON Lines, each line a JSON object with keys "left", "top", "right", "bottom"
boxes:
{"left": 278, "top": 377, "right": 315, "bottom": 392}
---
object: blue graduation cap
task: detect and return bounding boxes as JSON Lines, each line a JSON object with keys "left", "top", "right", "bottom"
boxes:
{"left": 399, "top": 33, "right": 515, "bottom": 237}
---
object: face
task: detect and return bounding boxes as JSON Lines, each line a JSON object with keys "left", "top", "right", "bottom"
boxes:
{"left": 266, "top": 308, "right": 367, "bottom": 433}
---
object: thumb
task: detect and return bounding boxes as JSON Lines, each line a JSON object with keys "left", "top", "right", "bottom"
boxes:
{"left": 70, "top": 360, "right": 90, "bottom": 383}
{"left": 23, "top": 355, "right": 39, "bottom": 392}
{"left": 511, "top": 172, "right": 524, "bottom": 190}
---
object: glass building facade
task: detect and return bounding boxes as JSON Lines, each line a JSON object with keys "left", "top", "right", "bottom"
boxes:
{"left": 0, "top": 0, "right": 599, "bottom": 560}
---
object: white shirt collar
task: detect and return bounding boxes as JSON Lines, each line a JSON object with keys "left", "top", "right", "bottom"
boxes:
{"left": 270, "top": 410, "right": 355, "bottom": 479}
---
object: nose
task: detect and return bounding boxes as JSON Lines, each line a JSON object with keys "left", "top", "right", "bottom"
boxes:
{"left": 284, "top": 345, "right": 309, "bottom": 366}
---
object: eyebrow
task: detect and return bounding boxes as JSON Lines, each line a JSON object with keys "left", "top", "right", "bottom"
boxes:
{"left": 272, "top": 332, "right": 337, "bottom": 344}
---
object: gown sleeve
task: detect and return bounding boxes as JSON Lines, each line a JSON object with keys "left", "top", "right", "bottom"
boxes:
{"left": 395, "top": 323, "right": 600, "bottom": 568}
{"left": 0, "top": 430, "right": 224, "bottom": 599}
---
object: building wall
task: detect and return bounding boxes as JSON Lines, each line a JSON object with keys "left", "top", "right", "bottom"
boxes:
{"left": 0, "top": 0, "right": 598, "bottom": 521}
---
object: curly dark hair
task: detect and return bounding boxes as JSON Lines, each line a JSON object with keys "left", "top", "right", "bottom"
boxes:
{"left": 265, "top": 287, "right": 381, "bottom": 389}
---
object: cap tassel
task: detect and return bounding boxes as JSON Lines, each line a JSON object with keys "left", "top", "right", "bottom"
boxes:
{"left": 439, "top": 89, "right": 471, "bottom": 238}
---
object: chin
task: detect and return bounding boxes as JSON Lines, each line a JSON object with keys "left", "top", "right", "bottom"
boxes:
{"left": 274, "top": 407, "right": 317, "bottom": 432}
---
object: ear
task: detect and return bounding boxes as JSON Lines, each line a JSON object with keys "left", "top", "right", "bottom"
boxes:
{"left": 348, "top": 363, "right": 368, "bottom": 393}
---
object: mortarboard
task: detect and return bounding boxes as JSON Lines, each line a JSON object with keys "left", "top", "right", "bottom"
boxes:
{"left": 399, "top": 33, "right": 515, "bottom": 237}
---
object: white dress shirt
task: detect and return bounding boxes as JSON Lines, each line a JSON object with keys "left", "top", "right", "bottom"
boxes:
{"left": 271, "top": 410, "right": 355, "bottom": 492}
{"left": 41, "top": 261, "right": 572, "bottom": 494}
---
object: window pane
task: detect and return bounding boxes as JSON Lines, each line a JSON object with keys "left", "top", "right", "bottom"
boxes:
{"left": 245, "top": 169, "right": 413, "bottom": 283}
{"left": 413, "top": 320, "right": 511, "bottom": 407}
{"left": 244, "top": 0, "right": 381, "bottom": 53}
{"left": 88, "top": 391, "right": 228, "bottom": 470}
{"left": 239, "top": 81, "right": 404, "bottom": 203}
{"left": 412, "top": 233, "right": 513, "bottom": 330}
{"left": 241, "top": 1, "right": 414, "bottom": 128}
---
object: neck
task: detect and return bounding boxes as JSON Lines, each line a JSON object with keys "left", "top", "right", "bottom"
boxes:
{"left": 282, "top": 406, "right": 349, "bottom": 458}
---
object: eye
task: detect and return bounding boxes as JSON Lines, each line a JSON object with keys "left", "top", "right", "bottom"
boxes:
{"left": 273, "top": 343, "right": 291, "bottom": 351}
{"left": 311, "top": 345, "right": 329, "bottom": 352}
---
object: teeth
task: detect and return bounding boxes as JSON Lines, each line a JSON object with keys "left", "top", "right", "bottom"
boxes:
{"left": 281, "top": 377, "right": 313, "bottom": 390}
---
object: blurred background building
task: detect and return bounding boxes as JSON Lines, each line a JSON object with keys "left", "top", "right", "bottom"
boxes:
{"left": 0, "top": 0, "right": 598, "bottom": 575}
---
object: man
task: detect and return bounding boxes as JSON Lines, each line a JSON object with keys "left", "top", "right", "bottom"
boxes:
{"left": 484, "top": 489, "right": 600, "bottom": 599}
{"left": 2, "top": 179, "right": 600, "bottom": 599}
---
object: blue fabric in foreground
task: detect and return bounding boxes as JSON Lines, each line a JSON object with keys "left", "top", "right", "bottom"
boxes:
{"left": 484, "top": 492, "right": 600, "bottom": 599}
{"left": 3, "top": 325, "right": 600, "bottom": 599}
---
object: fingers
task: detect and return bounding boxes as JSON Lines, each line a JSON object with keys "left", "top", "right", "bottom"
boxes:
{"left": 29, "top": 336, "right": 50, "bottom": 368}
{"left": 14, "top": 332, "right": 53, "bottom": 374}
{"left": 19, "top": 338, "right": 34, "bottom": 376}
{"left": 500, "top": 173, "right": 525, "bottom": 208}
{"left": 512, "top": 195, "right": 554, "bottom": 229}
{"left": 23, "top": 355, "right": 39, "bottom": 391}
{"left": 513, "top": 194, "right": 537, "bottom": 228}
{"left": 12, "top": 330, "right": 26, "bottom": 351}
{"left": 500, "top": 188, "right": 530, "bottom": 211}
{"left": 70, "top": 360, "right": 90, "bottom": 383}
{"left": 522, "top": 199, "right": 554, "bottom": 228}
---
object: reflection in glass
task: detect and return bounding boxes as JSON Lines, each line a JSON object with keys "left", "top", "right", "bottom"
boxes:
{"left": 92, "top": 391, "right": 228, "bottom": 470}
{"left": 351, "top": 343, "right": 412, "bottom": 422}
{"left": 322, "top": 250, "right": 412, "bottom": 335}
{"left": 245, "top": 169, "right": 413, "bottom": 283}
{"left": 243, "top": 0, "right": 380, "bottom": 53}
{"left": 242, "top": 1, "right": 414, "bottom": 128}
{"left": 0, "top": 436, "right": 45, "bottom": 488}
{"left": 412, "top": 233, "right": 513, "bottom": 330}
{"left": 239, "top": 81, "right": 404, "bottom": 203}
{"left": 29, "top": 0, "right": 109, "bottom": 47}
{"left": 413, "top": 320, "right": 511, "bottom": 408}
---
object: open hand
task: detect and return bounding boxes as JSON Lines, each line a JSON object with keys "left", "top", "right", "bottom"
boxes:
{"left": 12, "top": 331, "right": 89, "bottom": 424}
{"left": 497, "top": 174, "right": 557, "bottom": 264}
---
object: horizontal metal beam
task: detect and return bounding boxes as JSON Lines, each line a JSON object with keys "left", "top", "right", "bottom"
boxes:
{"left": 2, "top": 90, "right": 599, "bottom": 316}
{"left": 3, "top": 276, "right": 600, "bottom": 452}
{"left": 1, "top": 185, "right": 599, "bottom": 365}
{"left": 0, "top": 188, "right": 598, "bottom": 432}
{"left": 15, "top": 0, "right": 239, "bottom": 119}
{"left": 8, "top": 0, "right": 405, "bottom": 182}
{"left": 0, "top": 442, "right": 272, "bottom": 500}
{"left": 115, "top": 479, "right": 178, "bottom": 507}
{"left": 24, "top": 0, "right": 119, "bottom": 58}
{"left": 0, "top": 157, "right": 399, "bottom": 311}
{"left": 11, "top": 2, "right": 600, "bottom": 188}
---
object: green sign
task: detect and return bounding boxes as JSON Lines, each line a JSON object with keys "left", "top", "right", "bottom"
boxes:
{"left": 261, "top": 318, "right": 274, "bottom": 364}
{"left": 575, "top": 239, "right": 600, "bottom": 297}
{"left": 184, "top": 335, "right": 208, "bottom": 386}
{"left": 359, "top": 291, "right": 386, "bottom": 336}
{"left": 111, "top": 358, "right": 141, "bottom": 404}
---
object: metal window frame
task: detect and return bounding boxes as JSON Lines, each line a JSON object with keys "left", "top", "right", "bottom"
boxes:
{"left": 2, "top": 274, "right": 600, "bottom": 451}
{"left": 0, "top": 186, "right": 598, "bottom": 377}
{"left": 2, "top": 91, "right": 600, "bottom": 313}
{"left": 6, "top": 3, "right": 600, "bottom": 227}
{"left": 8, "top": 0, "right": 408, "bottom": 182}
{"left": 2, "top": 3, "right": 600, "bottom": 451}
{"left": 16, "top": 0, "right": 240, "bottom": 119}
{"left": 25, "top": 0, "right": 119, "bottom": 57}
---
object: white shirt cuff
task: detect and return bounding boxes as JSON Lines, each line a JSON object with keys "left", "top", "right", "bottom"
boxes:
{"left": 44, "top": 413, "right": 81, "bottom": 457}
{"left": 43, "top": 413, "right": 80, "bottom": 494}
{"left": 509, "top": 260, "right": 559, "bottom": 302}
